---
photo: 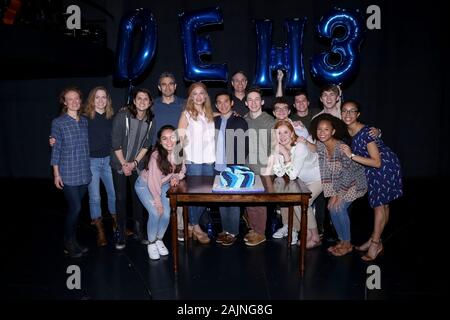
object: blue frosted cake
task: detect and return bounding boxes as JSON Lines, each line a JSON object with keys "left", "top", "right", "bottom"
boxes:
{"left": 219, "top": 165, "right": 255, "bottom": 189}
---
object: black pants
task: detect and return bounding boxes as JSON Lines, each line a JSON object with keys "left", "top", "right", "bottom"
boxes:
{"left": 314, "top": 192, "right": 338, "bottom": 239}
{"left": 62, "top": 184, "right": 88, "bottom": 242}
{"left": 314, "top": 192, "right": 327, "bottom": 234}
{"left": 112, "top": 170, "right": 144, "bottom": 242}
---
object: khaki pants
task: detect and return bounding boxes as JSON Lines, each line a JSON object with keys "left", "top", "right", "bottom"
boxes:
{"left": 246, "top": 206, "right": 267, "bottom": 235}
{"left": 281, "top": 180, "right": 323, "bottom": 231}
{"left": 177, "top": 206, "right": 184, "bottom": 230}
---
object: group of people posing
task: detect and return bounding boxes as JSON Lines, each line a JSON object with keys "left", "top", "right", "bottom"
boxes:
{"left": 50, "top": 70, "right": 403, "bottom": 262}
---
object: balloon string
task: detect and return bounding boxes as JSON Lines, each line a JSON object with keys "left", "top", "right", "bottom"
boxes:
{"left": 126, "top": 81, "right": 134, "bottom": 106}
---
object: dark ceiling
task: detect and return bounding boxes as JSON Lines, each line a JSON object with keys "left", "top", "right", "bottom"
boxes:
{"left": 0, "top": 24, "right": 114, "bottom": 79}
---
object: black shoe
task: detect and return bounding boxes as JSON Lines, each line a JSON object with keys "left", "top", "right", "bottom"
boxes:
{"left": 64, "top": 240, "right": 83, "bottom": 258}
{"left": 74, "top": 240, "right": 89, "bottom": 255}
{"left": 132, "top": 221, "right": 149, "bottom": 244}
{"left": 115, "top": 224, "right": 126, "bottom": 248}
{"left": 206, "top": 222, "right": 215, "bottom": 240}
{"left": 113, "top": 228, "right": 120, "bottom": 242}
{"left": 117, "top": 227, "right": 126, "bottom": 241}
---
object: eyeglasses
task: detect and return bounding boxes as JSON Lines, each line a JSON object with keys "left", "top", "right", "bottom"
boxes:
{"left": 274, "top": 107, "right": 289, "bottom": 112}
{"left": 341, "top": 109, "right": 358, "bottom": 115}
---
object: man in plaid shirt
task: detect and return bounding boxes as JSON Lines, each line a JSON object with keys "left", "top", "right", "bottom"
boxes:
{"left": 51, "top": 87, "right": 91, "bottom": 258}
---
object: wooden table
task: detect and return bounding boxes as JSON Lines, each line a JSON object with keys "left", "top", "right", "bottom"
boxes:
{"left": 167, "top": 175, "right": 312, "bottom": 275}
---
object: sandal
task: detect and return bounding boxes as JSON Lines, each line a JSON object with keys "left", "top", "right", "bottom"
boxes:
{"left": 355, "top": 238, "right": 373, "bottom": 252}
{"left": 298, "top": 230, "right": 322, "bottom": 249}
{"left": 361, "top": 239, "right": 384, "bottom": 262}
{"left": 331, "top": 244, "right": 353, "bottom": 257}
{"left": 327, "top": 241, "right": 343, "bottom": 253}
{"left": 306, "top": 239, "right": 322, "bottom": 249}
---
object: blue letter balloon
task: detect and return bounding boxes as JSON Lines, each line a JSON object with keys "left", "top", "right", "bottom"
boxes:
{"left": 115, "top": 8, "right": 157, "bottom": 84}
{"left": 254, "top": 19, "right": 273, "bottom": 88}
{"left": 310, "top": 7, "right": 365, "bottom": 86}
{"left": 179, "top": 7, "right": 228, "bottom": 82}
{"left": 254, "top": 18, "right": 307, "bottom": 89}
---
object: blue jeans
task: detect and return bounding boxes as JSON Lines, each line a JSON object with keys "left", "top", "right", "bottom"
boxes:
{"left": 88, "top": 156, "right": 116, "bottom": 220}
{"left": 214, "top": 169, "right": 240, "bottom": 235}
{"left": 135, "top": 176, "right": 170, "bottom": 242}
{"left": 63, "top": 184, "right": 88, "bottom": 241}
{"left": 186, "top": 162, "right": 214, "bottom": 225}
{"left": 219, "top": 207, "right": 240, "bottom": 235}
{"left": 329, "top": 200, "right": 352, "bottom": 242}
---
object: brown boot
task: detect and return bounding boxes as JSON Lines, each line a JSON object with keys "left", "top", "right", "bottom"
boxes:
{"left": 92, "top": 218, "right": 107, "bottom": 247}
{"left": 111, "top": 214, "right": 133, "bottom": 237}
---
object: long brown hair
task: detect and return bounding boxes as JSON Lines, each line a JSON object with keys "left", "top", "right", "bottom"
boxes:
{"left": 148, "top": 125, "right": 183, "bottom": 175}
{"left": 184, "top": 82, "right": 214, "bottom": 122}
{"left": 128, "top": 88, "right": 154, "bottom": 124}
{"left": 83, "top": 86, "right": 114, "bottom": 119}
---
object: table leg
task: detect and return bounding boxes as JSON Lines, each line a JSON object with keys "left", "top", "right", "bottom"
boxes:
{"left": 183, "top": 206, "right": 189, "bottom": 251}
{"left": 287, "top": 206, "right": 294, "bottom": 249}
{"left": 299, "top": 196, "right": 309, "bottom": 276}
{"left": 170, "top": 196, "right": 178, "bottom": 273}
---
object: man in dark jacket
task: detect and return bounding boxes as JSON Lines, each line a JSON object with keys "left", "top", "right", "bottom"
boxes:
{"left": 214, "top": 91, "right": 248, "bottom": 246}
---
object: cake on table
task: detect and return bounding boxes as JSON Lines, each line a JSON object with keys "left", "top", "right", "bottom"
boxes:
{"left": 220, "top": 165, "right": 255, "bottom": 188}
{"left": 212, "top": 165, "right": 265, "bottom": 192}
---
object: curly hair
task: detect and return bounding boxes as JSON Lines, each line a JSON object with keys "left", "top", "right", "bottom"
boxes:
{"left": 342, "top": 100, "right": 360, "bottom": 112}
{"left": 310, "top": 113, "right": 350, "bottom": 142}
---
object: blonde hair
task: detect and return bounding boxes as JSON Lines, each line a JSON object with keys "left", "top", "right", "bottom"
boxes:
{"left": 184, "top": 82, "right": 214, "bottom": 122}
{"left": 83, "top": 86, "right": 114, "bottom": 119}
{"left": 274, "top": 120, "right": 298, "bottom": 146}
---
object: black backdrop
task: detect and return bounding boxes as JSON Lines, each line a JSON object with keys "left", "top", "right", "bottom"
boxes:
{"left": 0, "top": 0, "right": 448, "bottom": 178}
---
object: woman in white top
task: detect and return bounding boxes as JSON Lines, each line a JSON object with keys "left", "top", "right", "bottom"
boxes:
{"left": 265, "top": 120, "right": 323, "bottom": 248}
{"left": 178, "top": 82, "right": 215, "bottom": 244}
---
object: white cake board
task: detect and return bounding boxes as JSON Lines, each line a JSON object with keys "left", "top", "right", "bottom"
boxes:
{"left": 212, "top": 175, "right": 265, "bottom": 193}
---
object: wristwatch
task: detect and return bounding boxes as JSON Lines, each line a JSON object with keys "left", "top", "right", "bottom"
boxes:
{"left": 350, "top": 153, "right": 356, "bottom": 160}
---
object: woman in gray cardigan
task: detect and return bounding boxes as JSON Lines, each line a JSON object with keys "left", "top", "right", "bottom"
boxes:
{"left": 110, "top": 88, "right": 154, "bottom": 250}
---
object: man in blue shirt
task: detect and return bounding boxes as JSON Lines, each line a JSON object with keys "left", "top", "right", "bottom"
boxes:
{"left": 151, "top": 72, "right": 185, "bottom": 145}
{"left": 150, "top": 72, "right": 187, "bottom": 240}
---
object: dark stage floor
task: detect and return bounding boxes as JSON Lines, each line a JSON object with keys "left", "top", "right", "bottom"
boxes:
{"left": 6, "top": 177, "right": 446, "bottom": 301}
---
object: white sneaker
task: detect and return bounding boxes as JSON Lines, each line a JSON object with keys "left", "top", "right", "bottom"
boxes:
{"left": 155, "top": 240, "right": 169, "bottom": 256}
{"left": 272, "top": 224, "right": 288, "bottom": 239}
{"left": 291, "top": 231, "right": 298, "bottom": 245}
{"left": 147, "top": 243, "right": 160, "bottom": 260}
